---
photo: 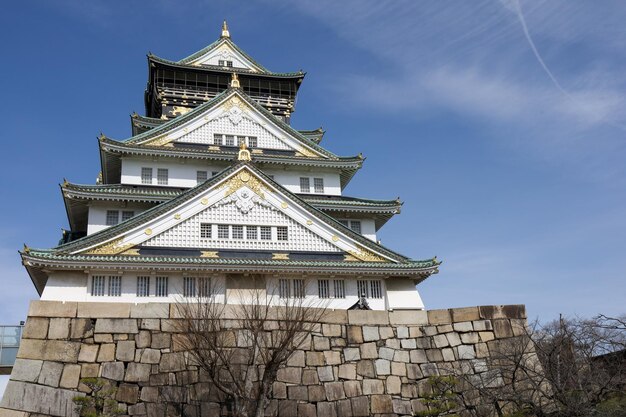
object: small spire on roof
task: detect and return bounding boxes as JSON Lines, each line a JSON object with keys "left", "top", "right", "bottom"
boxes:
{"left": 238, "top": 142, "right": 252, "bottom": 161}
{"left": 23, "top": 244, "right": 30, "bottom": 254}
{"left": 62, "top": 178, "right": 69, "bottom": 187}
{"left": 221, "top": 20, "right": 230, "bottom": 38}
{"left": 96, "top": 171, "right": 103, "bottom": 185}
{"left": 230, "top": 73, "right": 240, "bottom": 88}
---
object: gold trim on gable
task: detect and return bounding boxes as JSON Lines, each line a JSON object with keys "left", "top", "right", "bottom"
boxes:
{"left": 219, "top": 169, "right": 266, "bottom": 199}
{"left": 272, "top": 253, "right": 289, "bottom": 260}
{"left": 347, "top": 249, "right": 387, "bottom": 263}
{"left": 200, "top": 251, "right": 219, "bottom": 258}
{"left": 84, "top": 237, "right": 134, "bottom": 255}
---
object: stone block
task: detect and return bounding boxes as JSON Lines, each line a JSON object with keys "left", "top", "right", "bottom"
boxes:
{"left": 493, "top": 319, "right": 514, "bottom": 338}
{"left": 116, "top": 384, "right": 139, "bottom": 404}
{"left": 461, "top": 332, "right": 480, "bottom": 344}
{"left": 370, "top": 394, "right": 393, "bottom": 414}
{"left": 322, "top": 324, "right": 342, "bottom": 337}
{"left": 402, "top": 382, "right": 418, "bottom": 398}
{"left": 139, "top": 318, "right": 160, "bottom": 330}
{"left": 0, "top": 408, "right": 28, "bottom": 417}
{"left": 22, "top": 318, "right": 49, "bottom": 339}
{"left": 38, "top": 361, "right": 64, "bottom": 387}
{"left": 324, "top": 381, "right": 345, "bottom": 401}
{"left": 77, "top": 302, "right": 130, "bottom": 318}
{"left": 128, "top": 402, "right": 147, "bottom": 415}
{"left": 389, "top": 309, "right": 428, "bottom": 325}
{"left": 343, "top": 347, "right": 360, "bottom": 361}
{"left": 359, "top": 342, "right": 377, "bottom": 359}
{"left": 277, "top": 367, "right": 302, "bottom": 384}
{"left": 285, "top": 350, "right": 304, "bottom": 367}
{"left": 114, "top": 333, "right": 129, "bottom": 341}
{"left": 297, "top": 403, "right": 316, "bottom": 417}
{"left": 151, "top": 332, "right": 171, "bottom": 349}
{"left": 313, "top": 336, "right": 330, "bottom": 351}
{"left": 337, "top": 399, "right": 352, "bottom": 417}
{"left": 279, "top": 400, "right": 297, "bottom": 417}
{"left": 28, "top": 300, "right": 77, "bottom": 318}
{"left": 273, "top": 381, "right": 287, "bottom": 398}
{"left": 427, "top": 309, "right": 451, "bottom": 325}
{"left": 116, "top": 340, "right": 136, "bottom": 362}
{"left": 511, "top": 319, "right": 528, "bottom": 336}
{"left": 442, "top": 348, "right": 455, "bottom": 362}
{"left": 17, "top": 339, "right": 81, "bottom": 363}
{"left": 457, "top": 344, "right": 476, "bottom": 359}
{"left": 1, "top": 380, "right": 81, "bottom": 416}
{"left": 130, "top": 303, "right": 169, "bottom": 319}
{"left": 401, "top": 338, "right": 417, "bottom": 349}
{"left": 480, "top": 331, "right": 495, "bottom": 342}
{"left": 356, "top": 360, "right": 375, "bottom": 378}
{"left": 391, "top": 361, "right": 407, "bottom": 376}
{"left": 473, "top": 320, "right": 492, "bottom": 331}
{"left": 475, "top": 342, "right": 490, "bottom": 358}
{"left": 433, "top": 334, "right": 449, "bottom": 348}
{"left": 316, "top": 402, "right": 337, "bottom": 417}
{"left": 378, "top": 347, "right": 395, "bottom": 360}
{"left": 140, "top": 386, "right": 159, "bottom": 402}
{"left": 409, "top": 326, "right": 424, "bottom": 338}
{"left": 308, "top": 385, "right": 327, "bottom": 402}
{"left": 81, "top": 363, "right": 100, "bottom": 378}
{"left": 386, "top": 375, "right": 401, "bottom": 394}
{"left": 426, "top": 349, "right": 443, "bottom": 362}
{"left": 135, "top": 330, "right": 151, "bottom": 348}
{"left": 97, "top": 343, "right": 116, "bottom": 362}
{"left": 288, "top": 385, "right": 308, "bottom": 401}
{"left": 446, "top": 332, "right": 462, "bottom": 347}
{"left": 94, "top": 318, "right": 138, "bottom": 334}
{"left": 101, "top": 361, "right": 125, "bottom": 381}
{"left": 302, "top": 369, "right": 319, "bottom": 385}
{"left": 338, "top": 363, "right": 356, "bottom": 380}
{"left": 410, "top": 349, "right": 428, "bottom": 363}
{"left": 362, "top": 378, "right": 384, "bottom": 395}
{"left": 305, "top": 351, "right": 325, "bottom": 366}
{"left": 362, "top": 326, "right": 379, "bottom": 342}
{"left": 351, "top": 396, "right": 370, "bottom": 417}
{"left": 438, "top": 324, "right": 453, "bottom": 333}
{"left": 317, "top": 365, "right": 334, "bottom": 382}
{"left": 11, "top": 359, "right": 43, "bottom": 382}
{"left": 70, "top": 318, "right": 94, "bottom": 339}
{"left": 479, "top": 305, "right": 526, "bottom": 320}
{"left": 421, "top": 363, "right": 439, "bottom": 377}
{"left": 385, "top": 338, "right": 400, "bottom": 349}
{"left": 374, "top": 359, "right": 390, "bottom": 375}
{"left": 347, "top": 326, "right": 363, "bottom": 344}
{"left": 160, "top": 352, "right": 185, "bottom": 372}
{"left": 125, "top": 362, "right": 151, "bottom": 382}
{"left": 347, "top": 310, "right": 389, "bottom": 326}
{"left": 320, "top": 309, "right": 347, "bottom": 324}
{"left": 94, "top": 333, "right": 113, "bottom": 343}
{"left": 394, "top": 350, "right": 409, "bottom": 363}
{"left": 453, "top": 321, "right": 474, "bottom": 332}
{"left": 59, "top": 364, "right": 81, "bottom": 389}
{"left": 393, "top": 398, "right": 412, "bottom": 415}
{"left": 407, "top": 363, "right": 423, "bottom": 380}
{"left": 324, "top": 350, "right": 341, "bottom": 365}
{"left": 343, "top": 380, "right": 362, "bottom": 397}
{"left": 450, "top": 306, "right": 480, "bottom": 322}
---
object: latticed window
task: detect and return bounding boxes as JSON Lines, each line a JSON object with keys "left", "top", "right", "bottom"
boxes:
{"left": 218, "top": 224, "right": 229, "bottom": 239}
{"left": 260, "top": 226, "right": 272, "bottom": 240}
{"left": 141, "top": 167, "right": 152, "bottom": 184}
{"left": 108, "top": 276, "right": 122, "bottom": 297}
{"left": 334, "top": 280, "right": 345, "bottom": 298}
{"left": 314, "top": 178, "right": 324, "bottom": 193}
{"left": 183, "top": 277, "right": 196, "bottom": 297}
{"left": 279, "top": 279, "right": 290, "bottom": 299}
{"left": 157, "top": 169, "right": 168, "bottom": 185}
{"left": 218, "top": 60, "right": 224, "bottom": 66}
{"left": 318, "top": 279, "right": 330, "bottom": 298}
{"left": 370, "top": 280, "right": 382, "bottom": 299}
{"left": 137, "top": 276, "right": 150, "bottom": 297}
{"left": 357, "top": 280, "right": 368, "bottom": 298}
{"left": 200, "top": 223, "right": 212, "bottom": 239}
{"left": 357, "top": 280, "right": 383, "bottom": 299}
{"left": 213, "top": 134, "right": 222, "bottom": 146}
{"left": 198, "top": 277, "right": 212, "bottom": 298}
{"left": 248, "top": 136, "right": 258, "bottom": 147}
{"left": 197, "top": 171, "right": 208, "bottom": 183}
{"left": 299, "top": 177, "right": 310, "bottom": 193}
{"left": 350, "top": 221, "right": 362, "bottom": 234}
{"left": 91, "top": 276, "right": 106, "bottom": 296}
{"left": 279, "top": 279, "right": 303, "bottom": 299}
{"left": 226, "top": 61, "right": 233, "bottom": 67}
{"left": 232, "top": 225, "right": 243, "bottom": 239}
{"left": 155, "top": 276, "right": 169, "bottom": 297}
{"left": 121, "top": 211, "right": 134, "bottom": 222}
{"left": 339, "top": 220, "right": 349, "bottom": 228}
{"left": 246, "top": 226, "right": 258, "bottom": 240}
{"left": 106, "top": 210, "right": 119, "bottom": 226}
{"left": 277, "top": 226, "right": 288, "bottom": 241}
{"left": 224, "top": 135, "right": 235, "bottom": 146}
{"left": 293, "top": 279, "right": 305, "bottom": 299}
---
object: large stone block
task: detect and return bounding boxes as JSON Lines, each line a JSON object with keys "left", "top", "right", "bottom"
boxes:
{"left": 277, "top": 367, "right": 302, "bottom": 384}
{"left": 362, "top": 326, "right": 379, "bottom": 342}
{"left": 38, "top": 361, "right": 64, "bottom": 387}
{"left": 70, "top": 318, "right": 94, "bottom": 339}
{"left": 101, "top": 361, "right": 125, "bottom": 381}
{"left": 160, "top": 352, "right": 186, "bottom": 372}
{"left": 343, "top": 347, "right": 360, "bottom": 361}
{"left": 22, "top": 318, "right": 49, "bottom": 339}
{"left": 151, "top": 333, "right": 171, "bottom": 349}
{"left": 278, "top": 399, "right": 297, "bottom": 417}
{"left": 0, "top": 381, "right": 82, "bottom": 417}
{"left": 406, "top": 363, "right": 423, "bottom": 380}
{"left": 308, "top": 385, "right": 327, "bottom": 402}
{"left": 427, "top": 309, "right": 452, "bottom": 325}
{"left": 370, "top": 394, "right": 393, "bottom": 414}
{"left": 493, "top": 319, "right": 514, "bottom": 338}
{"left": 0, "top": 408, "right": 28, "bottom": 417}
{"left": 140, "top": 348, "right": 161, "bottom": 364}
{"left": 351, "top": 396, "right": 370, "bottom": 417}
{"left": 130, "top": 303, "right": 169, "bottom": 319}
{"left": 479, "top": 305, "right": 526, "bottom": 320}
{"left": 305, "top": 351, "right": 324, "bottom": 366}
{"left": 391, "top": 361, "right": 407, "bottom": 376}
{"left": 410, "top": 349, "right": 428, "bottom": 363}
{"left": 374, "top": 359, "right": 390, "bottom": 375}
{"left": 343, "top": 380, "right": 362, "bottom": 397}
{"left": 77, "top": 302, "right": 130, "bottom": 318}
{"left": 445, "top": 332, "right": 462, "bottom": 347}
{"left": 94, "top": 319, "right": 138, "bottom": 334}
{"left": 116, "top": 340, "right": 136, "bottom": 362}
{"left": 359, "top": 342, "right": 377, "bottom": 359}
{"left": 317, "top": 365, "right": 334, "bottom": 382}
{"left": 324, "top": 382, "right": 345, "bottom": 401}
{"left": 17, "top": 339, "right": 81, "bottom": 363}
{"left": 450, "top": 306, "right": 480, "bottom": 322}
{"left": 116, "top": 384, "right": 139, "bottom": 404}
{"left": 322, "top": 323, "right": 342, "bottom": 337}
{"left": 347, "top": 326, "right": 363, "bottom": 344}
{"left": 287, "top": 386, "right": 308, "bottom": 401}
{"left": 393, "top": 398, "right": 412, "bottom": 415}
{"left": 80, "top": 363, "right": 100, "bottom": 378}
{"left": 324, "top": 350, "right": 341, "bottom": 365}
{"left": 338, "top": 363, "right": 356, "bottom": 380}
{"left": 297, "top": 403, "right": 316, "bottom": 417}
{"left": 59, "top": 364, "right": 81, "bottom": 389}
{"left": 97, "top": 344, "right": 116, "bottom": 362}
{"left": 125, "top": 363, "right": 151, "bottom": 382}
{"left": 378, "top": 347, "right": 395, "bottom": 361}
{"left": 347, "top": 310, "right": 389, "bottom": 326}
{"left": 139, "top": 318, "right": 160, "bottom": 331}
{"left": 10, "top": 359, "right": 43, "bottom": 382}
{"left": 48, "top": 318, "right": 71, "bottom": 340}
{"left": 356, "top": 360, "right": 375, "bottom": 378}
{"left": 389, "top": 310, "right": 428, "bottom": 325}
{"left": 386, "top": 375, "right": 401, "bottom": 394}
{"left": 301, "top": 369, "right": 319, "bottom": 385}
{"left": 28, "top": 301, "right": 77, "bottom": 318}
{"left": 316, "top": 402, "right": 337, "bottom": 417}
{"left": 457, "top": 344, "right": 477, "bottom": 360}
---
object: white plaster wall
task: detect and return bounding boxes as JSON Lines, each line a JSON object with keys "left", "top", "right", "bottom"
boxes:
{"left": 263, "top": 168, "right": 341, "bottom": 196}
{"left": 40, "top": 273, "right": 394, "bottom": 310}
{"left": 87, "top": 202, "right": 151, "bottom": 235}
{"left": 385, "top": 277, "right": 425, "bottom": 310}
{"left": 121, "top": 157, "right": 226, "bottom": 188}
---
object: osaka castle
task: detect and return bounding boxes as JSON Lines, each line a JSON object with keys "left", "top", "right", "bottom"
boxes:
{"left": 20, "top": 22, "right": 439, "bottom": 311}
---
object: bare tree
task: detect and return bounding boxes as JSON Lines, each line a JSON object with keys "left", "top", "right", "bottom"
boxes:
{"left": 455, "top": 316, "right": 626, "bottom": 417}
{"left": 170, "top": 279, "right": 327, "bottom": 417}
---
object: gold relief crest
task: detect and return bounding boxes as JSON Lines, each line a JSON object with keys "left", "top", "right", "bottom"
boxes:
{"left": 347, "top": 249, "right": 387, "bottom": 263}
{"left": 219, "top": 169, "right": 266, "bottom": 199}
{"left": 84, "top": 237, "right": 134, "bottom": 255}
{"left": 222, "top": 96, "right": 247, "bottom": 113}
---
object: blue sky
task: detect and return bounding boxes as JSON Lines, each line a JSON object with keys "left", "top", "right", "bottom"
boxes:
{"left": 0, "top": 0, "right": 625, "bottom": 324}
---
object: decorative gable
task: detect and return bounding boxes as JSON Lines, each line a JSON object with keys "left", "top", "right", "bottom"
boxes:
{"left": 187, "top": 41, "right": 260, "bottom": 71}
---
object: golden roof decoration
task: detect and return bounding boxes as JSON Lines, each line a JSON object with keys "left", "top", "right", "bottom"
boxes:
{"left": 238, "top": 142, "right": 252, "bottom": 161}
{"left": 230, "top": 72, "right": 240, "bottom": 88}
{"left": 221, "top": 20, "right": 230, "bottom": 38}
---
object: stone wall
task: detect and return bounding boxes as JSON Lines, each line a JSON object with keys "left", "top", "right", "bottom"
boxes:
{"left": 0, "top": 302, "right": 528, "bottom": 417}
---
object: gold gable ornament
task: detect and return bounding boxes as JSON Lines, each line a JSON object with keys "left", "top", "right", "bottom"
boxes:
{"left": 84, "top": 237, "right": 134, "bottom": 255}
{"left": 221, "top": 20, "right": 230, "bottom": 38}
{"left": 230, "top": 73, "right": 240, "bottom": 88}
{"left": 238, "top": 142, "right": 251, "bottom": 161}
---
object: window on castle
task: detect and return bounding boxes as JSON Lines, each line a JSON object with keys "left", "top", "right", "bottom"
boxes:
{"left": 200, "top": 223, "right": 212, "bottom": 239}
{"left": 198, "top": 277, "right": 212, "bottom": 298}
{"left": 155, "top": 276, "right": 169, "bottom": 297}
{"left": 318, "top": 279, "right": 330, "bottom": 299}
{"left": 350, "top": 221, "right": 362, "bottom": 234}
{"left": 260, "top": 226, "right": 272, "bottom": 240}
{"left": 91, "top": 276, "right": 106, "bottom": 296}
{"left": 279, "top": 279, "right": 305, "bottom": 299}
{"left": 357, "top": 280, "right": 383, "bottom": 299}
{"left": 277, "top": 226, "right": 288, "bottom": 241}
{"left": 218, "top": 224, "right": 229, "bottom": 239}
{"left": 183, "top": 277, "right": 196, "bottom": 297}
{"left": 121, "top": 211, "right": 135, "bottom": 222}
{"left": 197, "top": 170, "right": 208, "bottom": 183}
{"left": 232, "top": 225, "right": 244, "bottom": 239}
{"left": 224, "top": 135, "right": 235, "bottom": 146}
{"left": 314, "top": 178, "right": 324, "bottom": 193}
{"left": 371, "top": 280, "right": 382, "bottom": 298}
{"left": 334, "top": 280, "right": 346, "bottom": 298}
{"left": 246, "top": 226, "right": 258, "bottom": 240}
{"left": 299, "top": 177, "right": 310, "bottom": 193}
{"left": 248, "top": 136, "right": 258, "bottom": 147}
{"left": 213, "top": 134, "right": 222, "bottom": 146}
{"left": 108, "top": 276, "right": 122, "bottom": 297}
{"left": 106, "top": 210, "right": 119, "bottom": 226}
{"left": 157, "top": 169, "right": 169, "bottom": 185}
{"left": 226, "top": 61, "right": 233, "bottom": 67}
{"left": 137, "top": 276, "right": 150, "bottom": 297}
{"left": 141, "top": 167, "right": 153, "bottom": 184}
{"left": 293, "top": 279, "right": 305, "bottom": 298}
{"left": 218, "top": 60, "right": 224, "bottom": 66}
{"left": 339, "top": 220, "right": 349, "bottom": 228}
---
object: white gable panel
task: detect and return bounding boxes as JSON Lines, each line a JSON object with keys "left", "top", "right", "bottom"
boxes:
{"left": 191, "top": 44, "right": 257, "bottom": 71}
{"left": 144, "top": 197, "right": 340, "bottom": 252}
{"left": 175, "top": 115, "right": 291, "bottom": 150}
